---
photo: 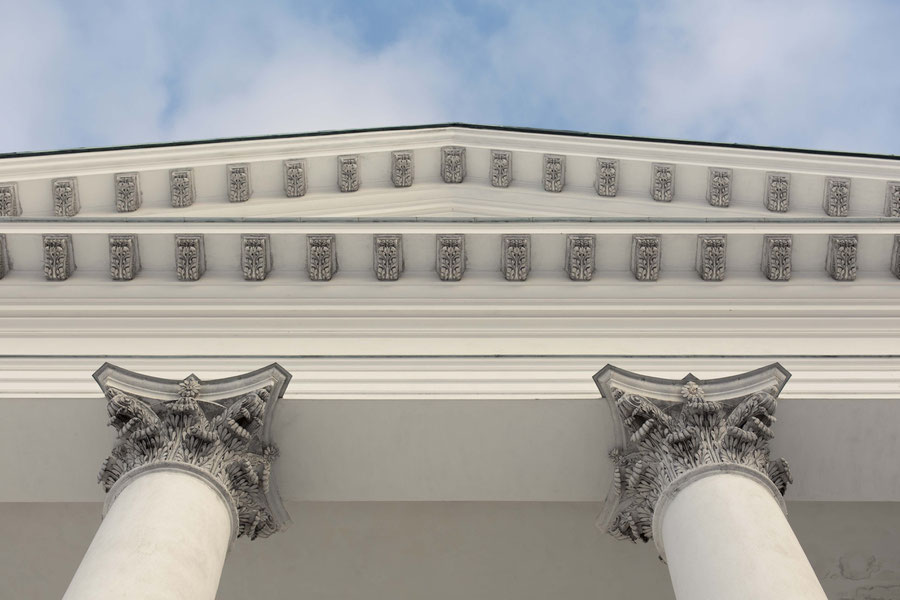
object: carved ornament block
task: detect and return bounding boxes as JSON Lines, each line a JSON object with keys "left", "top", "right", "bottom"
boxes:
{"left": 765, "top": 172, "right": 790, "bottom": 212}
{"left": 884, "top": 181, "right": 900, "bottom": 217}
{"left": 436, "top": 234, "right": 465, "bottom": 281}
{"left": 227, "top": 163, "right": 252, "bottom": 203}
{"left": 109, "top": 235, "right": 141, "bottom": 281}
{"left": 892, "top": 236, "right": 900, "bottom": 279}
{"left": 491, "top": 150, "right": 512, "bottom": 188}
{"left": 696, "top": 235, "right": 726, "bottom": 281}
{"left": 706, "top": 167, "right": 732, "bottom": 208}
{"left": 338, "top": 155, "right": 360, "bottom": 192}
{"left": 0, "top": 234, "right": 8, "bottom": 279}
{"left": 170, "top": 168, "right": 195, "bottom": 208}
{"left": 650, "top": 163, "right": 674, "bottom": 203}
{"left": 0, "top": 182, "right": 21, "bottom": 216}
{"left": 241, "top": 234, "right": 272, "bottom": 281}
{"left": 543, "top": 154, "right": 565, "bottom": 193}
{"left": 595, "top": 364, "right": 792, "bottom": 546}
{"left": 502, "top": 235, "right": 530, "bottom": 281}
{"left": 823, "top": 176, "right": 850, "bottom": 217}
{"left": 283, "top": 159, "right": 307, "bottom": 198}
{"left": 762, "top": 235, "right": 792, "bottom": 281}
{"left": 43, "top": 234, "right": 75, "bottom": 280}
{"left": 94, "top": 363, "right": 292, "bottom": 540}
{"left": 391, "top": 151, "right": 414, "bottom": 188}
{"left": 307, "top": 234, "right": 338, "bottom": 281}
{"left": 374, "top": 234, "right": 403, "bottom": 281}
{"left": 52, "top": 177, "right": 80, "bottom": 217}
{"left": 441, "top": 146, "right": 466, "bottom": 184}
{"left": 175, "top": 234, "right": 205, "bottom": 281}
{"left": 631, "top": 235, "right": 660, "bottom": 281}
{"left": 595, "top": 159, "right": 618, "bottom": 197}
{"left": 565, "top": 234, "right": 595, "bottom": 281}
{"left": 115, "top": 172, "right": 142, "bottom": 213}
{"left": 826, "top": 234, "right": 857, "bottom": 281}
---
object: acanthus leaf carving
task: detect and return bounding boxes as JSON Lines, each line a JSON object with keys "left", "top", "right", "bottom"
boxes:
{"left": 441, "top": 146, "right": 466, "bottom": 184}
{"left": 283, "top": 159, "right": 307, "bottom": 198}
{"left": 826, "top": 234, "right": 858, "bottom": 281}
{"left": 338, "top": 155, "right": 360, "bottom": 192}
{"left": 115, "top": 172, "right": 142, "bottom": 213}
{"left": 502, "top": 235, "right": 530, "bottom": 281}
{"left": 436, "top": 234, "right": 465, "bottom": 281}
{"left": 307, "top": 234, "right": 338, "bottom": 281}
{"left": 241, "top": 234, "right": 272, "bottom": 281}
{"left": 650, "top": 163, "right": 674, "bottom": 203}
{"left": 374, "top": 234, "right": 403, "bottom": 281}
{"left": 762, "top": 235, "right": 792, "bottom": 281}
{"left": 706, "top": 167, "right": 732, "bottom": 208}
{"left": 109, "top": 235, "right": 140, "bottom": 281}
{"left": 0, "top": 234, "right": 9, "bottom": 279}
{"left": 175, "top": 234, "right": 205, "bottom": 281}
{"left": 491, "top": 150, "right": 512, "bottom": 188}
{"left": 696, "top": 235, "right": 726, "bottom": 281}
{"left": 42, "top": 234, "right": 75, "bottom": 281}
{"left": 170, "top": 168, "right": 195, "bottom": 208}
{"left": 565, "top": 234, "right": 595, "bottom": 281}
{"left": 227, "top": 164, "right": 252, "bottom": 203}
{"left": 543, "top": 154, "right": 565, "bottom": 193}
{"left": 823, "top": 176, "right": 850, "bottom": 217}
{"left": 391, "top": 151, "right": 414, "bottom": 188}
{"left": 765, "top": 172, "right": 790, "bottom": 212}
{"left": 631, "top": 235, "right": 660, "bottom": 281}
{"left": 0, "top": 182, "right": 21, "bottom": 217}
{"left": 595, "top": 159, "right": 618, "bottom": 197}
{"left": 52, "top": 177, "right": 80, "bottom": 217}
{"left": 884, "top": 181, "right": 900, "bottom": 217}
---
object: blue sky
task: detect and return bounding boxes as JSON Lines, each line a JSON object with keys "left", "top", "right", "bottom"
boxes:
{"left": 3, "top": 0, "right": 900, "bottom": 154}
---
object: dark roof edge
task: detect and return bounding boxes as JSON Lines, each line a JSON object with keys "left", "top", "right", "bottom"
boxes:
{"left": 2, "top": 122, "right": 898, "bottom": 162}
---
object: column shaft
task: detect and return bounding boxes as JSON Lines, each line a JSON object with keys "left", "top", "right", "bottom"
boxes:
{"left": 660, "top": 472, "right": 826, "bottom": 600}
{"left": 64, "top": 469, "right": 233, "bottom": 600}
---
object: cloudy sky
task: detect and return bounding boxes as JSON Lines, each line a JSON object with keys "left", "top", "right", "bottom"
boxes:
{"left": 2, "top": 0, "right": 900, "bottom": 154}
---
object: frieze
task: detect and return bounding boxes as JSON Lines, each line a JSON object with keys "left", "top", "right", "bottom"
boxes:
{"left": 175, "top": 234, "right": 206, "bottom": 281}
{"left": 436, "top": 234, "right": 465, "bottom": 281}
{"left": 227, "top": 163, "right": 252, "bottom": 203}
{"left": 374, "top": 234, "right": 403, "bottom": 281}
{"left": 114, "top": 172, "right": 142, "bottom": 213}
{"left": 391, "top": 151, "right": 414, "bottom": 188}
{"left": 543, "top": 154, "right": 566, "bottom": 193}
{"left": 631, "top": 235, "right": 661, "bottom": 281}
{"left": 43, "top": 234, "right": 75, "bottom": 281}
{"left": 595, "top": 159, "right": 618, "bottom": 197}
{"left": 441, "top": 146, "right": 466, "bottom": 184}
{"left": 565, "top": 234, "right": 595, "bottom": 281}
{"left": 0, "top": 182, "right": 21, "bottom": 217}
{"left": 491, "top": 150, "right": 512, "bottom": 188}
{"left": 170, "top": 168, "right": 195, "bottom": 208}
{"left": 502, "top": 235, "right": 530, "bottom": 281}
{"left": 241, "top": 234, "right": 272, "bottom": 281}
{"left": 109, "top": 235, "right": 140, "bottom": 281}
{"left": 52, "top": 177, "right": 80, "bottom": 217}
{"left": 307, "top": 234, "right": 338, "bottom": 281}
{"left": 764, "top": 172, "right": 790, "bottom": 212}
{"left": 696, "top": 234, "right": 726, "bottom": 281}
{"left": 338, "top": 155, "right": 360, "bottom": 192}
{"left": 283, "top": 159, "right": 307, "bottom": 198}
{"left": 650, "top": 163, "right": 674, "bottom": 203}
{"left": 823, "top": 176, "right": 851, "bottom": 217}
{"left": 826, "top": 234, "right": 857, "bottom": 281}
{"left": 762, "top": 235, "right": 792, "bottom": 281}
{"left": 706, "top": 167, "right": 732, "bottom": 208}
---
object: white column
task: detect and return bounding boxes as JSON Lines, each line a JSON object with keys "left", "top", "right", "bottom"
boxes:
{"left": 64, "top": 467, "right": 235, "bottom": 600}
{"left": 657, "top": 469, "right": 826, "bottom": 600}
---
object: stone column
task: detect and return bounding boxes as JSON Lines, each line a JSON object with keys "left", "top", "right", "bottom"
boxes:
{"left": 594, "top": 364, "right": 827, "bottom": 600}
{"left": 64, "top": 363, "right": 292, "bottom": 600}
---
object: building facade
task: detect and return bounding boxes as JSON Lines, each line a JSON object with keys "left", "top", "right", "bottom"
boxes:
{"left": 0, "top": 124, "right": 898, "bottom": 599}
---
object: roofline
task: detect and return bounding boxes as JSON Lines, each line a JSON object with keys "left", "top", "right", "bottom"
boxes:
{"left": 2, "top": 122, "right": 899, "bottom": 162}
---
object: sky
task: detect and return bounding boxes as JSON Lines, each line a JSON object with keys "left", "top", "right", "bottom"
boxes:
{"left": 2, "top": 0, "right": 900, "bottom": 155}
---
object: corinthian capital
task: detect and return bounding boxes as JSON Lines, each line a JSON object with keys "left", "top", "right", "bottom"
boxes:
{"left": 93, "top": 363, "right": 291, "bottom": 540}
{"left": 594, "top": 364, "right": 792, "bottom": 545}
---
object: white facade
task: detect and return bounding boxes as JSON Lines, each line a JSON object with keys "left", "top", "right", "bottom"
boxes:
{"left": 0, "top": 124, "right": 899, "bottom": 598}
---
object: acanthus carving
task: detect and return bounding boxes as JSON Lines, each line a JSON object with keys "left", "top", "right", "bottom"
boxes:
{"left": 0, "top": 182, "right": 21, "bottom": 216}
{"left": 491, "top": 150, "right": 512, "bottom": 188}
{"left": 885, "top": 181, "right": 900, "bottom": 217}
{"left": 374, "top": 234, "right": 403, "bottom": 281}
{"left": 436, "top": 234, "right": 465, "bottom": 281}
{"left": 338, "top": 155, "right": 360, "bottom": 192}
{"left": 109, "top": 235, "right": 140, "bottom": 281}
{"left": 765, "top": 172, "right": 790, "bottom": 212}
{"left": 696, "top": 235, "right": 726, "bottom": 281}
{"left": 115, "top": 172, "right": 142, "bottom": 213}
{"left": 441, "top": 146, "right": 466, "bottom": 184}
{"left": 241, "top": 234, "right": 272, "bottom": 281}
{"left": 43, "top": 234, "right": 75, "bottom": 280}
{"left": 651, "top": 163, "right": 674, "bottom": 203}
{"left": 595, "top": 159, "right": 618, "bottom": 197}
{"left": 823, "top": 176, "right": 850, "bottom": 217}
{"left": 391, "top": 151, "right": 414, "bottom": 188}
{"left": 228, "top": 164, "right": 252, "bottom": 203}
{"left": 706, "top": 167, "right": 732, "bottom": 208}
{"left": 175, "top": 234, "right": 205, "bottom": 281}
{"left": 0, "top": 234, "right": 8, "bottom": 279}
{"left": 98, "top": 375, "right": 282, "bottom": 539}
{"left": 826, "top": 234, "right": 857, "bottom": 281}
{"left": 566, "top": 234, "right": 595, "bottom": 281}
{"left": 307, "top": 234, "right": 338, "bottom": 281}
{"left": 283, "top": 159, "right": 307, "bottom": 198}
{"left": 170, "top": 168, "right": 195, "bottom": 208}
{"left": 762, "top": 235, "right": 792, "bottom": 281}
{"left": 892, "top": 236, "right": 900, "bottom": 279}
{"left": 52, "top": 177, "right": 80, "bottom": 217}
{"left": 631, "top": 235, "right": 660, "bottom": 281}
{"left": 543, "top": 154, "right": 565, "bottom": 193}
{"left": 605, "top": 378, "right": 792, "bottom": 543}
{"left": 502, "top": 235, "right": 530, "bottom": 281}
